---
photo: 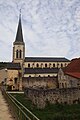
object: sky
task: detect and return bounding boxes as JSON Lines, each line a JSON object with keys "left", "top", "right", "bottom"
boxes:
{"left": 0, "top": 0, "right": 80, "bottom": 61}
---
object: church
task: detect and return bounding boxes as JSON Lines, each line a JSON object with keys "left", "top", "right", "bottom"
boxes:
{"left": 0, "top": 14, "right": 70, "bottom": 90}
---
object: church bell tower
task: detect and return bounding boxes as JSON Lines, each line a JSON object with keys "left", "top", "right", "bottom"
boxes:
{"left": 13, "top": 13, "right": 25, "bottom": 64}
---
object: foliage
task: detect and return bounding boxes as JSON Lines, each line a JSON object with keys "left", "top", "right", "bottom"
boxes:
{"left": 11, "top": 93, "right": 80, "bottom": 120}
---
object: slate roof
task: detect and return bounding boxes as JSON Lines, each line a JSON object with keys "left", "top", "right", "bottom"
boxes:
{"left": 0, "top": 62, "right": 21, "bottom": 70}
{"left": 14, "top": 15, "right": 24, "bottom": 45}
{"left": 25, "top": 57, "right": 70, "bottom": 62}
{"left": 24, "top": 68, "right": 59, "bottom": 74}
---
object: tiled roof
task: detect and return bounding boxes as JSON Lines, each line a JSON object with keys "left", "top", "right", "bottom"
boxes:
{"left": 66, "top": 72, "right": 80, "bottom": 79}
{"left": 24, "top": 68, "right": 59, "bottom": 74}
{"left": 64, "top": 58, "right": 80, "bottom": 73}
{"left": 0, "top": 62, "right": 21, "bottom": 70}
{"left": 63, "top": 58, "right": 80, "bottom": 78}
{"left": 25, "top": 57, "right": 70, "bottom": 62}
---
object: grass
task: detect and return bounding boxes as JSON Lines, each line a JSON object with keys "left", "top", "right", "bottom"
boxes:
{"left": 11, "top": 93, "right": 80, "bottom": 120}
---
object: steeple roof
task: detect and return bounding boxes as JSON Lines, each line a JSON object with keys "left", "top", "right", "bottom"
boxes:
{"left": 14, "top": 13, "right": 24, "bottom": 45}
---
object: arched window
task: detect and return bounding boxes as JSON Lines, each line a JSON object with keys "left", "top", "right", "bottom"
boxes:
{"left": 45, "top": 63, "right": 47, "bottom": 68}
{"left": 28, "top": 64, "right": 30, "bottom": 68}
{"left": 62, "top": 83, "right": 64, "bottom": 88}
{"left": 36, "top": 63, "right": 39, "bottom": 68}
{"left": 53, "top": 64, "right": 55, "bottom": 67}
{"left": 16, "top": 50, "right": 18, "bottom": 58}
{"left": 61, "top": 63, "right": 63, "bottom": 68}
{"left": 20, "top": 50, "right": 22, "bottom": 58}
{"left": 57, "top": 63, "right": 59, "bottom": 68}
{"left": 14, "top": 78, "right": 18, "bottom": 84}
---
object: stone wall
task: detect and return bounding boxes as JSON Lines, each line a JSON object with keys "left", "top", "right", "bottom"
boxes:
{"left": 22, "top": 76, "right": 58, "bottom": 89}
{"left": 24, "top": 88, "right": 80, "bottom": 109}
{"left": 0, "top": 68, "right": 19, "bottom": 90}
{"left": 58, "top": 68, "right": 80, "bottom": 88}
{"left": 0, "top": 68, "right": 7, "bottom": 84}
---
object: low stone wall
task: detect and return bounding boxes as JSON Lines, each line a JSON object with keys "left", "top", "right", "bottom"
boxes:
{"left": 24, "top": 88, "right": 80, "bottom": 108}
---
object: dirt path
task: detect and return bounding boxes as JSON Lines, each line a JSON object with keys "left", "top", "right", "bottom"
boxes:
{"left": 0, "top": 91, "right": 14, "bottom": 120}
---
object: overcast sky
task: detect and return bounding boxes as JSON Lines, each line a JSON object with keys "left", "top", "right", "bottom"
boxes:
{"left": 0, "top": 0, "right": 80, "bottom": 61}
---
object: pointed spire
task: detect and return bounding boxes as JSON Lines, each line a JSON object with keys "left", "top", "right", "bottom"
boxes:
{"left": 14, "top": 9, "right": 24, "bottom": 45}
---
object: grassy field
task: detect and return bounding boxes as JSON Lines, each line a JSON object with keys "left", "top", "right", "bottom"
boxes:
{"left": 11, "top": 93, "right": 80, "bottom": 120}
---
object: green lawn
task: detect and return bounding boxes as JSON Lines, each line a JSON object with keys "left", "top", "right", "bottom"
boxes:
{"left": 11, "top": 93, "right": 80, "bottom": 120}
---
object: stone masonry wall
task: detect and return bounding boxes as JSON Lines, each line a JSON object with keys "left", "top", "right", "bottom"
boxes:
{"left": 24, "top": 88, "right": 80, "bottom": 109}
{"left": 22, "top": 76, "right": 58, "bottom": 89}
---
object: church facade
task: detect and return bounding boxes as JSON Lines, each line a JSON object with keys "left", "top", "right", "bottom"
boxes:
{"left": 0, "top": 15, "right": 70, "bottom": 90}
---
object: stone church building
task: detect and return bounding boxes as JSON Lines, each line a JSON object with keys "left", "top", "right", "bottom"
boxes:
{"left": 0, "top": 15, "right": 70, "bottom": 90}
